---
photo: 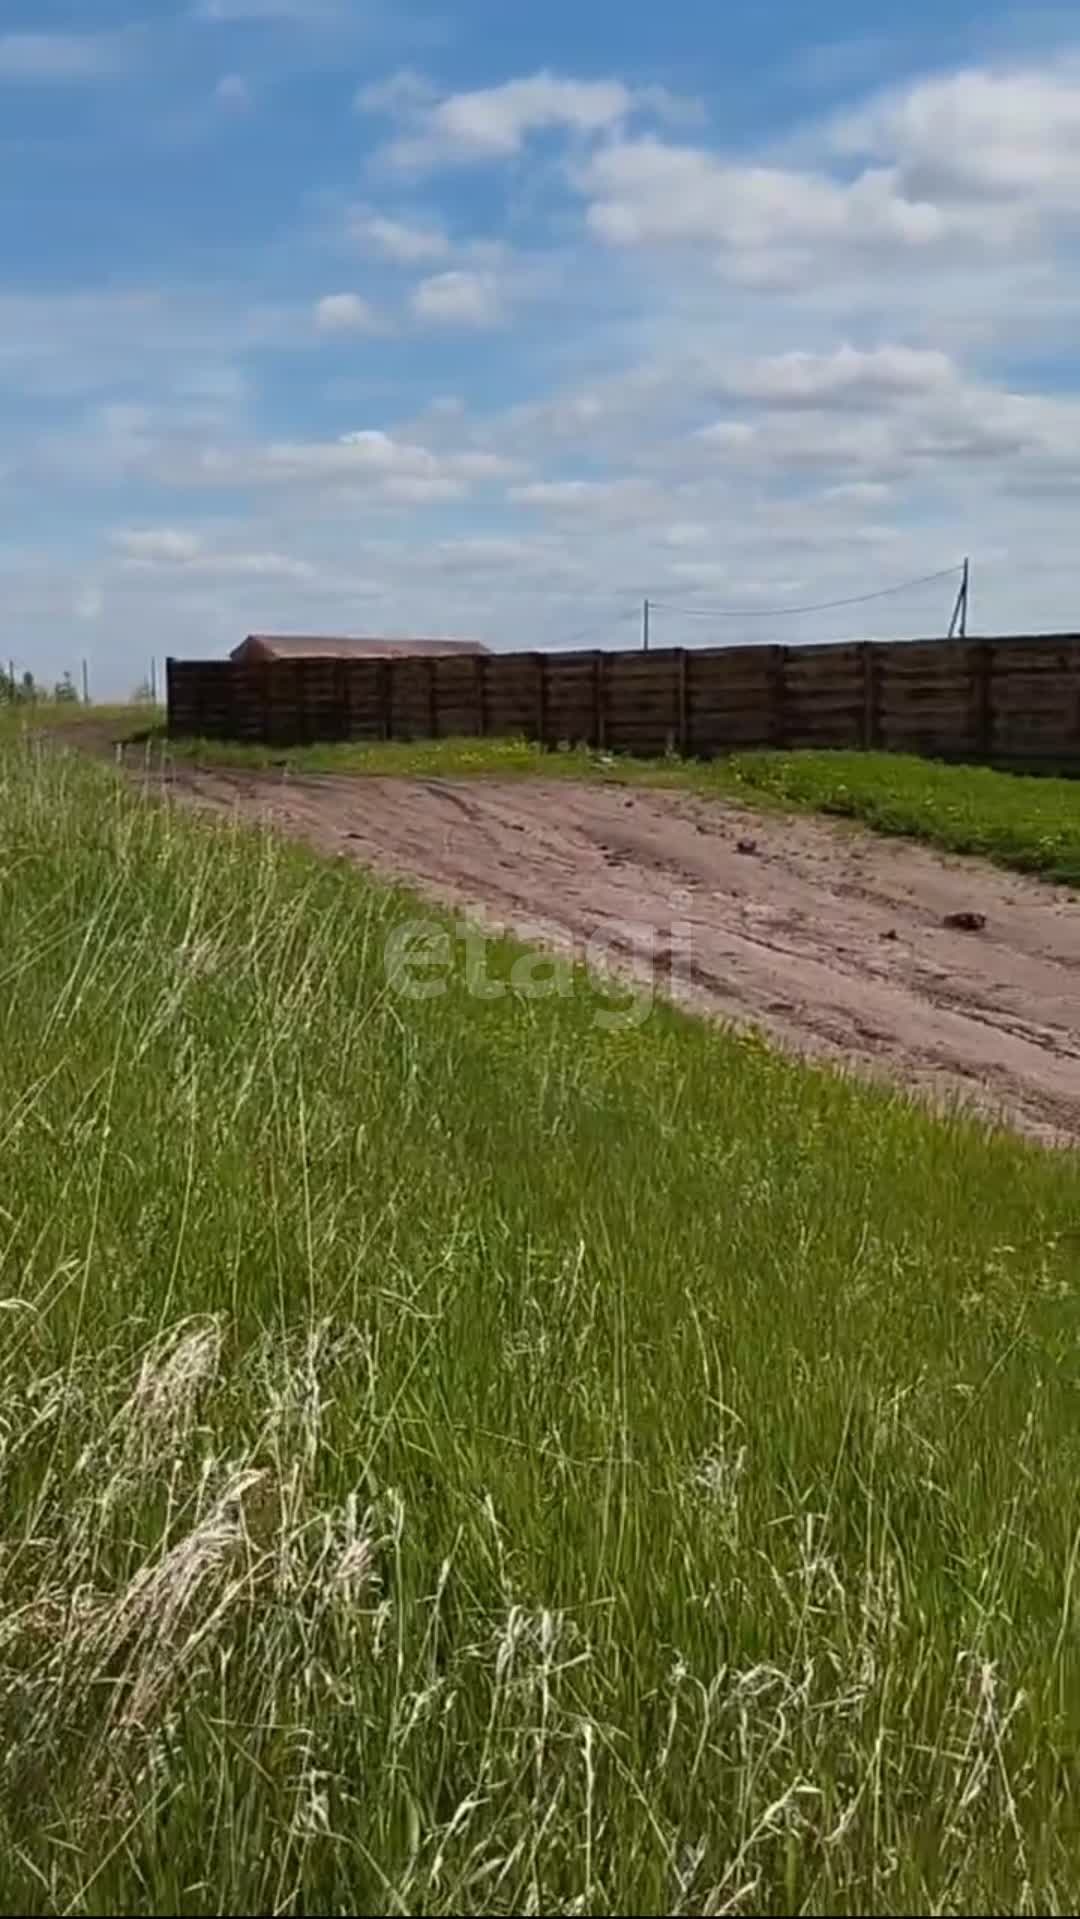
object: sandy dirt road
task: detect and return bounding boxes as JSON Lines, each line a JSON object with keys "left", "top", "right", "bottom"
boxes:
{"left": 157, "top": 765, "right": 1080, "bottom": 1144}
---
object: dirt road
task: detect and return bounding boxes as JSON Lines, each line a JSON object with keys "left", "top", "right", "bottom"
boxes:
{"left": 159, "top": 765, "right": 1080, "bottom": 1144}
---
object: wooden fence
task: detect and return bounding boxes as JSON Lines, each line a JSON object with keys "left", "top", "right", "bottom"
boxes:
{"left": 166, "top": 635, "right": 1080, "bottom": 765}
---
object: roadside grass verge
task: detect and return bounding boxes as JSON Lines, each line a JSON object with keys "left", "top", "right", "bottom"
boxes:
{"left": 718, "top": 748, "right": 1080, "bottom": 886}
{"left": 0, "top": 700, "right": 163, "bottom": 738}
{"left": 156, "top": 724, "right": 1080, "bottom": 886}
{"left": 3, "top": 731, "right": 1080, "bottom": 1913}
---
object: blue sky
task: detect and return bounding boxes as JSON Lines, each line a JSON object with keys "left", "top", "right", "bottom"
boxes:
{"left": 5, "top": 0, "right": 1080, "bottom": 692}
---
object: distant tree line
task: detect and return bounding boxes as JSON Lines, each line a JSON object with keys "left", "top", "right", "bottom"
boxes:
{"left": 0, "top": 668, "right": 79, "bottom": 705}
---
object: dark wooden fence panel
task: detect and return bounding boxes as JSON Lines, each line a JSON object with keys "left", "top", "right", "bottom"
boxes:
{"left": 486, "top": 655, "right": 544, "bottom": 737}
{"left": 264, "top": 662, "right": 300, "bottom": 746}
{"left": 166, "top": 635, "right": 1080, "bottom": 765}
{"left": 606, "top": 648, "right": 680, "bottom": 755}
{"left": 167, "top": 660, "right": 234, "bottom": 738}
{"left": 542, "top": 652, "right": 598, "bottom": 745}
{"left": 990, "top": 638, "right": 1080, "bottom": 760}
{"left": 688, "top": 648, "right": 778, "bottom": 752}
{"left": 433, "top": 655, "right": 485, "bottom": 738}
{"left": 344, "top": 659, "right": 384, "bottom": 740}
{"left": 876, "top": 640, "right": 977, "bottom": 758}
{"left": 387, "top": 660, "right": 436, "bottom": 740}
{"left": 784, "top": 644, "right": 862, "bottom": 748}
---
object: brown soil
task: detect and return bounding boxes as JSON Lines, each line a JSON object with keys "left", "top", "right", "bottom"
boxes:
{"left": 153, "top": 764, "right": 1080, "bottom": 1145}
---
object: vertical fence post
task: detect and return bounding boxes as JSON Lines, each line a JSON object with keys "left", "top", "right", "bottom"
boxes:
{"left": 427, "top": 659, "right": 439, "bottom": 739}
{"left": 769, "top": 646, "right": 787, "bottom": 748}
{"left": 535, "top": 653, "right": 548, "bottom": 745}
{"left": 476, "top": 654, "right": 488, "bottom": 736}
{"left": 593, "top": 651, "right": 606, "bottom": 748}
{"left": 335, "top": 658, "right": 348, "bottom": 740}
{"left": 975, "top": 640, "right": 994, "bottom": 758}
{"left": 677, "top": 649, "right": 689, "bottom": 756}
{"left": 293, "top": 663, "right": 304, "bottom": 746}
{"left": 860, "top": 643, "right": 879, "bottom": 749}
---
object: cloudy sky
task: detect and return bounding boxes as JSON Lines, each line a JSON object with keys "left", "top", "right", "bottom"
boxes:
{"left": 5, "top": 0, "right": 1080, "bottom": 693}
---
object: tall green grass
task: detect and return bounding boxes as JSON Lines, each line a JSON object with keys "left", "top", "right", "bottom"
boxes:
{"left": 3, "top": 734, "right": 1080, "bottom": 1913}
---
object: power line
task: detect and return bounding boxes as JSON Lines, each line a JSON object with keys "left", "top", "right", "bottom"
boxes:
{"left": 647, "top": 563, "right": 964, "bottom": 622}
{"left": 555, "top": 606, "right": 640, "bottom": 650}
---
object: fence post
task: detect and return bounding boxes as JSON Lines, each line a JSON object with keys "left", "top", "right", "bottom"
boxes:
{"left": 769, "top": 646, "right": 787, "bottom": 748}
{"left": 677, "top": 649, "right": 689, "bottom": 756}
{"left": 593, "top": 651, "right": 606, "bottom": 748}
{"left": 476, "top": 654, "right": 488, "bottom": 736}
{"left": 333, "top": 659, "right": 346, "bottom": 740}
{"left": 535, "top": 653, "right": 548, "bottom": 744}
{"left": 975, "top": 640, "right": 994, "bottom": 757}
{"left": 860, "top": 643, "right": 879, "bottom": 749}
{"left": 427, "top": 659, "right": 439, "bottom": 739}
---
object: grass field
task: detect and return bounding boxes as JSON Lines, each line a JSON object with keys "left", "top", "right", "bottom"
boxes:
{"left": 4, "top": 729, "right": 1080, "bottom": 1913}
{"left": 136, "top": 721, "right": 1080, "bottom": 888}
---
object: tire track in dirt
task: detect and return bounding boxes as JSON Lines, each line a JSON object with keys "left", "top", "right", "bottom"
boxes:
{"left": 151, "top": 766, "right": 1080, "bottom": 1145}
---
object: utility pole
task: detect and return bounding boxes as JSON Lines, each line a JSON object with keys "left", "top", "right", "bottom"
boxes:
{"left": 642, "top": 596, "right": 651, "bottom": 653}
{"left": 948, "top": 558, "right": 970, "bottom": 640}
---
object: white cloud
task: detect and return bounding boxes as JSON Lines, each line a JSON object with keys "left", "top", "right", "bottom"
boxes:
{"left": 0, "top": 287, "right": 314, "bottom": 407}
{"left": 508, "top": 477, "right": 667, "bottom": 526}
{"left": 315, "top": 292, "right": 383, "bottom": 334}
{"left": 369, "top": 67, "right": 639, "bottom": 171}
{"left": 215, "top": 73, "right": 252, "bottom": 109}
{"left": 114, "top": 528, "right": 203, "bottom": 565}
{"left": 719, "top": 344, "right": 955, "bottom": 408}
{"left": 430, "top": 535, "right": 542, "bottom": 573}
{"left": 510, "top": 479, "right": 616, "bottom": 509}
{"left": 661, "top": 521, "right": 710, "bottom": 548}
{"left": 194, "top": 1, "right": 342, "bottom": 21}
{"left": 832, "top": 61, "right": 1080, "bottom": 206}
{"left": 356, "top": 68, "right": 437, "bottom": 115}
{"left": 689, "top": 374, "right": 1080, "bottom": 483}
{"left": 431, "top": 71, "right": 632, "bottom": 156}
{"left": 207, "top": 551, "right": 317, "bottom": 580}
{"left": 581, "top": 137, "right": 962, "bottom": 283}
{"left": 112, "top": 527, "right": 314, "bottom": 580}
{"left": 349, "top": 209, "right": 449, "bottom": 263}
{"left": 74, "top": 583, "right": 104, "bottom": 622}
{"left": 410, "top": 269, "right": 502, "bottom": 328}
{"left": 0, "top": 32, "right": 130, "bottom": 82}
{"left": 578, "top": 63, "right": 1080, "bottom": 294}
{"left": 820, "top": 480, "right": 893, "bottom": 505}
{"left": 192, "top": 428, "right": 515, "bottom": 504}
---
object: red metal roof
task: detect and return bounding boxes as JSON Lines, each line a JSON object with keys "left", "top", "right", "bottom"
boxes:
{"left": 232, "top": 634, "right": 490, "bottom": 664}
